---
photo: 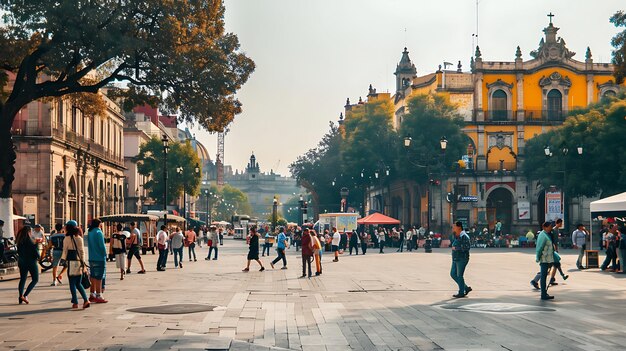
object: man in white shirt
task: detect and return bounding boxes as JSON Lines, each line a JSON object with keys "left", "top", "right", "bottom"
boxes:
{"left": 331, "top": 227, "right": 341, "bottom": 262}
{"left": 571, "top": 224, "right": 588, "bottom": 269}
{"left": 156, "top": 225, "right": 169, "bottom": 271}
{"left": 406, "top": 227, "right": 414, "bottom": 252}
{"left": 377, "top": 228, "right": 386, "bottom": 254}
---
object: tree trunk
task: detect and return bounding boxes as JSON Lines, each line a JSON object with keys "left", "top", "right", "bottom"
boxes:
{"left": 0, "top": 105, "right": 18, "bottom": 238}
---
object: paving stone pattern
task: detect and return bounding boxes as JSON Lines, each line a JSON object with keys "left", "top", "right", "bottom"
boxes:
{"left": 0, "top": 239, "right": 624, "bottom": 350}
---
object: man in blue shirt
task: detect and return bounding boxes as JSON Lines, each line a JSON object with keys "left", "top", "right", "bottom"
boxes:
{"left": 270, "top": 227, "right": 288, "bottom": 269}
{"left": 87, "top": 218, "right": 108, "bottom": 303}
{"left": 450, "top": 221, "right": 472, "bottom": 298}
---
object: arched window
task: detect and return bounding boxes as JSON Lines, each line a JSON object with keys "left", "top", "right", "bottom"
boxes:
{"left": 547, "top": 89, "right": 562, "bottom": 120}
{"left": 602, "top": 90, "right": 617, "bottom": 100}
{"left": 492, "top": 89, "right": 508, "bottom": 121}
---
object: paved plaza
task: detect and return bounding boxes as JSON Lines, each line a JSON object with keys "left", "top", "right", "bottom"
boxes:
{"left": 1, "top": 239, "right": 625, "bottom": 351}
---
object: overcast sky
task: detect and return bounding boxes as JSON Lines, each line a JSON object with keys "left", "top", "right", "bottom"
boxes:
{"left": 189, "top": 0, "right": 624, "bottom": 176}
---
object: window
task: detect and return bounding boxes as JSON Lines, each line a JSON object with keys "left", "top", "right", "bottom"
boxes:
{"left": 603, "top": 90, "right": 617, "bottom": 99}
{"left": 100, "top": 120, "right": 104, "bottom": 144}
{"left": 90, "top": 118, "right": 95, "bottom": 140}
{"left": 492, "top": 89, "right": 508, "bottom": 121}
{"left": 71, "top": 107, "right": 77, "bottom": 130}
{"left": 547, "top": 89, "right": 562, "bottom": 120}
{"left": 458, "top": 185, "right": 470, "bottom": 197}
{"left": 57, "top": 99, "right": 64, "bottom": 126}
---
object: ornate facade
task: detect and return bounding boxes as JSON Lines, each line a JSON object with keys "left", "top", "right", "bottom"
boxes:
{"left": 11, "top": 94, "right": 126, "bottom": 231}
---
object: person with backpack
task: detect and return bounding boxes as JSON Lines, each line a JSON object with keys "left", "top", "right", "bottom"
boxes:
{"left": 49, "top": 223, "right": 67, "bottom": 286}
{"left": 450, "top": 221, "right": 472, "bottom": 298}
{"left": 111, "top": 224, "right": 128, "bottom": 280}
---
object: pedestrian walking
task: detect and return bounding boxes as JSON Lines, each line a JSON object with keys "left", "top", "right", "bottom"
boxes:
{"left": 617, "top": 226, "right": 626, "bottom": 273}
{"left": 170, "top": 227, "right": 185, "bottom": 268}
{"left": 397, "top": 228, "right": 405, "bottom": 252}
{"left": 16, "top": 225, "right": 39, "bottom": 304}
{"left": 185, "top": 228, "right": 197, "bottom": 261}
{"left": 339, "top": 229, "right": 348, "bottom": 253}
{"left": 243, "top": 227, "right": 265, "bottom": 272}
{"left": 156, "top": 225, "right": 169, "bottom": 271}
{"left": 548, "top": 218, "right": 565, "bottom": 286}
{"left": 206, "top": 225, "right": 219, "bottom": 260}
{"left": 311, "top": 230, "right": 323, "bottom": 275}
{"left": 450, "top": 221, "right": 472, "bottom": 298}
{"left": 49, "top": 223, "right": 67, "bottom": 286}
{"left": 300, "top": 228, "right": 313, "bottom": 278}
{"left": 262, "top": 232, "right": 272, "bottom": 256}
{"left": 406, "top": 227, "right": 413, "bottom": 252}
{"left": 571, "top": 224, "right": 588, "bottom": 269}
{"left": 61, "top": 221, "right": 90, "bottom": 309}
{"left": 87, "top": 219, "right": 108, "bottom": 303}
{"left": 360, "top": 230, "right": 368, "bottom": 255}
{"left": 218, "top": 227, "right": 224, "bottom": 245}
{"left": 270, "top": 227, "right": 288, "bottom": 269}
{"left": 349, "top": 229, "right": 359, "bottom": 255}
{"left": 126, "top": 223, "right": 146, "bottom": 274}
{"left": 111, "top": 225, "right": 128, "bottom": 280}
{"left": 331, "top": 227, "right": 341, "bottom": 262}
{"left": 536, "top": 221, "right": 555, "bottom": 300}
{"left": 601, "top": 224, "right": 619, "bottom": 271}
{"left": 377, "top": 228, "right": 386, "bottom": 254}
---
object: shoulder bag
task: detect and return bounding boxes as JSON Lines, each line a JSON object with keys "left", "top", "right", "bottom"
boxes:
{"left": 70, "top": 235, "right": 91, "bottom": 289}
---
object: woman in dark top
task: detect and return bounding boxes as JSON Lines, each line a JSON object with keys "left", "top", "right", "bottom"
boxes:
{"left": 242, "top": 227, "right": 265, "bottom": 272}
{"left": 16, "top": 225, "right": 39, "bottom": 304}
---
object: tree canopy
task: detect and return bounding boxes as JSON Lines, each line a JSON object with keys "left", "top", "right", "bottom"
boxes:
{"left": 611, "top": 10, "right": 626, "bottom": 83}
{"left": 0, "top": 0, "right": 254, "bottom": 197}
{"left": 136, "top": 136, "right": 202, "bottom": 204}
{"left": 398, "top": 94, "right": 468, "bottom": 182}
{"left": 523, "top": 94, "right": 626, "bottom": 197}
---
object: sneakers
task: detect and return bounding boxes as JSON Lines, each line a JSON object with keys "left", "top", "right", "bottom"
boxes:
{"left": 452, "top": 293, "right": 466, "bottom": 298}
{"left": 281, "top": 266, "right": 288, "bottom": 270}
{"left": 93, "top": 296, "right": 108, "bottom": 304}
{"left": 549, "top": 278, "right": 558, "bottom": 286}
{"left": 531, "top": 280, "right": 539, "bottom": 290}
{"left": 179, "top": 263, "right": 183, "bottom": 268}
{"left": 242, "top": 268, "right": 249, "bottom": 272}
{"left": 83, "top": 301, "right": 91, "bottom": 309}
{"left": 563, "top": 274, "right": 569, "bottom": 281}
{"left": 89, "top": 295, "right": 96, "bottom": 302}
{"left": 541, "top": 295, "right": 555, "bottom": 300}
{"left": 465, "top": 286, "right": 473, "bottom": 295}
{"left": 56, "top": 276, "right": 63, "bottom": 285}
{"left": 50, "top": 282, "right": 57, "bottom": 286}
{"left": 126, "top": 269, "right": 131, "bottom": 274}
{"left": 72, "top": 303, "right": 79, "bottom": 309}
{"left": 260, "top": 266, "right": 265, "bottom": 271}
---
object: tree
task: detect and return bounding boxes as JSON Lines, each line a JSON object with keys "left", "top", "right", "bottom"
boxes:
{"left": 136, "top": 136, "right": 202, "bottom": 205}
{"left": 523, "top": 95, "right": 626, "bottom": 198}
{"left": 215, "top": 184, "right": 252, "bottom": 220}
{"left": 611, "top": 11, "right": 626, "bottom": 83}
{"left": 0, "top": 1, "right": 255, "bottom": 202}
{"left": 399, "top": 94, "right": 468, "bottom": 182}
{"left": 290, "top": 122, "right": 344, "bottom": 215}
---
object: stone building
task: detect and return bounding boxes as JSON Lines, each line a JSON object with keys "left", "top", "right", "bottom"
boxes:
{"left": 11, "top": 94, "right": 126, "bottom": 231}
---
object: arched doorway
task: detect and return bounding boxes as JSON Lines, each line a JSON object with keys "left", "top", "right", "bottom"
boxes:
{"left": 486, "top": 187, "right": 514, "bottom": 234}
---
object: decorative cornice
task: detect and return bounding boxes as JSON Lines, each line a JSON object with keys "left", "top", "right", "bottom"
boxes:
{"left": 539, "top": 71, "right": 571, "bottom": 87}
{"left": 486, "top": 79, "right": 514, "bottom": 89}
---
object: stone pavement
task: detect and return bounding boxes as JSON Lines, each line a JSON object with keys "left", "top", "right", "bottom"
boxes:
{"left": 1, "top": 238, "right": 625, "bottom": 351}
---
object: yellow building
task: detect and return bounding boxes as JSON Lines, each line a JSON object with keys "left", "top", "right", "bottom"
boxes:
{"left": 351, "top": 19, "right": 622, "bottom": 235}
{"left": 463, "top": 19, "right": 621, "bottom": 234}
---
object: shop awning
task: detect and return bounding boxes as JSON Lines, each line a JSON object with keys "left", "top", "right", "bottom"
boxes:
{"left": 357, "top": 212, "right": 401, "bottom": 225}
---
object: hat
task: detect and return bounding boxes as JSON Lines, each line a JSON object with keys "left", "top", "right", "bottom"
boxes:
{"left": 34, "top": 224, "right": 42, "bottom": 228}
{"left": 66, "top": 220, "right": 78, "bottom": 227}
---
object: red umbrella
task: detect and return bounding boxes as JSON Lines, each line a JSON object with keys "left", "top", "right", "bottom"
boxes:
{"left": 357, "top": 212, "right": 401, "bottom": 225}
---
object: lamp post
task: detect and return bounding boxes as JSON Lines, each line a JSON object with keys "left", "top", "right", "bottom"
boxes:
{"left": 161, "top": 134, "right": 169, "bottom": 225}
{"left": 298, "top": 194, "right": 304, "bottom": 226}
{"left": 403, "top": 134, "right": 447, "bottom": 235}
{"left": 440, "top": 136, "right": 447, "bottom": 233}
{"left": 177, "top": 166, "right": 185, "bottom": 230}
{"left": 272, "top": 196, "right": 278, "bottom": 231}
{"left": 544, "top": 144, "right": 583, "bottom": 233}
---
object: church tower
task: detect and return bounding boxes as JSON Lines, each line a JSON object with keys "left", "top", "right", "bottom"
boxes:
{"left": 246, "top": 153, "right": 260, "bottom": 180}
{"left": 394, "top": 47, "right": 417, "bottom": 94}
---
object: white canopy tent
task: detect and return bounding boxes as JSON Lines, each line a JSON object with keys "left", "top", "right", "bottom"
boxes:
{"left": 589, "top": 192, "right": 626, "bottom": 250}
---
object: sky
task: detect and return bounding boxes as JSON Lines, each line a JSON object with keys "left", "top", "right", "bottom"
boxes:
{"left": 189, "top": 0, "right": 624, "bottom": 176}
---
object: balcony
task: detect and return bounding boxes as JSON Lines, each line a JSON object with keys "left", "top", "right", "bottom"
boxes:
{"left": 471, "top": 109, "right": 568, "bottom": 123}
{"left": 11, "top": 120, "right": 51, "bottom": 137}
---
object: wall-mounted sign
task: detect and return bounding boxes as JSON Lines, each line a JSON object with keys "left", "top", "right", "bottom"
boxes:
{"left": 459, "top": 195, "right": 478, "bottom": 202}
{"left": 518, "top": 201, "right": 530, "bottom": 220}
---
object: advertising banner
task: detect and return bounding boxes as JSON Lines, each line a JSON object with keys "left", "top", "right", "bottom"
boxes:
{"left": 545, "top": 191, "right": 563, "bottom": 222}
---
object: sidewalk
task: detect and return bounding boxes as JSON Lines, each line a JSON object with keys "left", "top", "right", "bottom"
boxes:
{"left": 1, "top": 238, "right": 624, "bottom": 350}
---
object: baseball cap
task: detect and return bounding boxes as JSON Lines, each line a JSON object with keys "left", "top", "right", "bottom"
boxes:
{"left": 66, "top": 220, "right": 78, "bottom": 227}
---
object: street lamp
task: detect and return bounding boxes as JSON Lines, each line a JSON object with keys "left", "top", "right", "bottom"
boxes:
{"left": 177, "top": 166, "right": 185, "bottom": 229}
{"left": 161, "top": 134, "right": 169, "bottom": 225}
{"left": 440, "top": 136, "right": 448, "bottom": 151}
{"left": 544, "top": 144, "right": 583, "bottom": 234}
{"left": 298, "top": 194, "right": 304, "bottom": 226}
{"left": 272, "top": 196, "right": 278, "bottom": 231}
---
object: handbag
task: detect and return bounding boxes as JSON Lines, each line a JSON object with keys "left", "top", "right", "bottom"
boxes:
{"left": 69, "top": 235, "right": 91, "bottom": 290}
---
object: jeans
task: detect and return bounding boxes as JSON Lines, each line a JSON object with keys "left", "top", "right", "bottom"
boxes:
{"left": 361, "top": 242, "right": 367, "bottom": 254}
{"left": 262, "top": 243, "right": 271, "bottom": 256}
{"left": 301, "top": 255, "right": 312, "bottom": 277}
{"left": 397, "top": 240, "right": 404, "bottom": 252}
{"left": 173, "top": 247, "right": 183, "bottom": 267}
{"left": 18, "top": 259, "right": 39, "bottom": 297}
{"left": 540, "top": 263, "right": 551, "bottom": 298}
{"left": 379, "top": 241, "right": 384, "bottom": 253}
{"left": 349, "top": 243, "right": 359, "bottom": 255}
{"left": 208, "top": 246, "right": 218, "bottom": 259}
{"left": 450, "top": 259, "right": 469, "bottom": 295}
{"left": 68, "top": 274, "right": 88, "bottom": 304}
{"left": 601, "top": 247, "right": 617, "bottom": 270}
{"left": 271, "top": 248, "right": 287, "bottom": 267}
{"left": 157, "top": 248, "right": 168, "bottom": 269}
{"left": 188, "top": 244, "right": 196, "bottom": 261}
{"left": 576, "top": 244, "right": 586, "bottom": 268}
{"left": 407, "top": 240, "right": 413, "bottom": 251}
